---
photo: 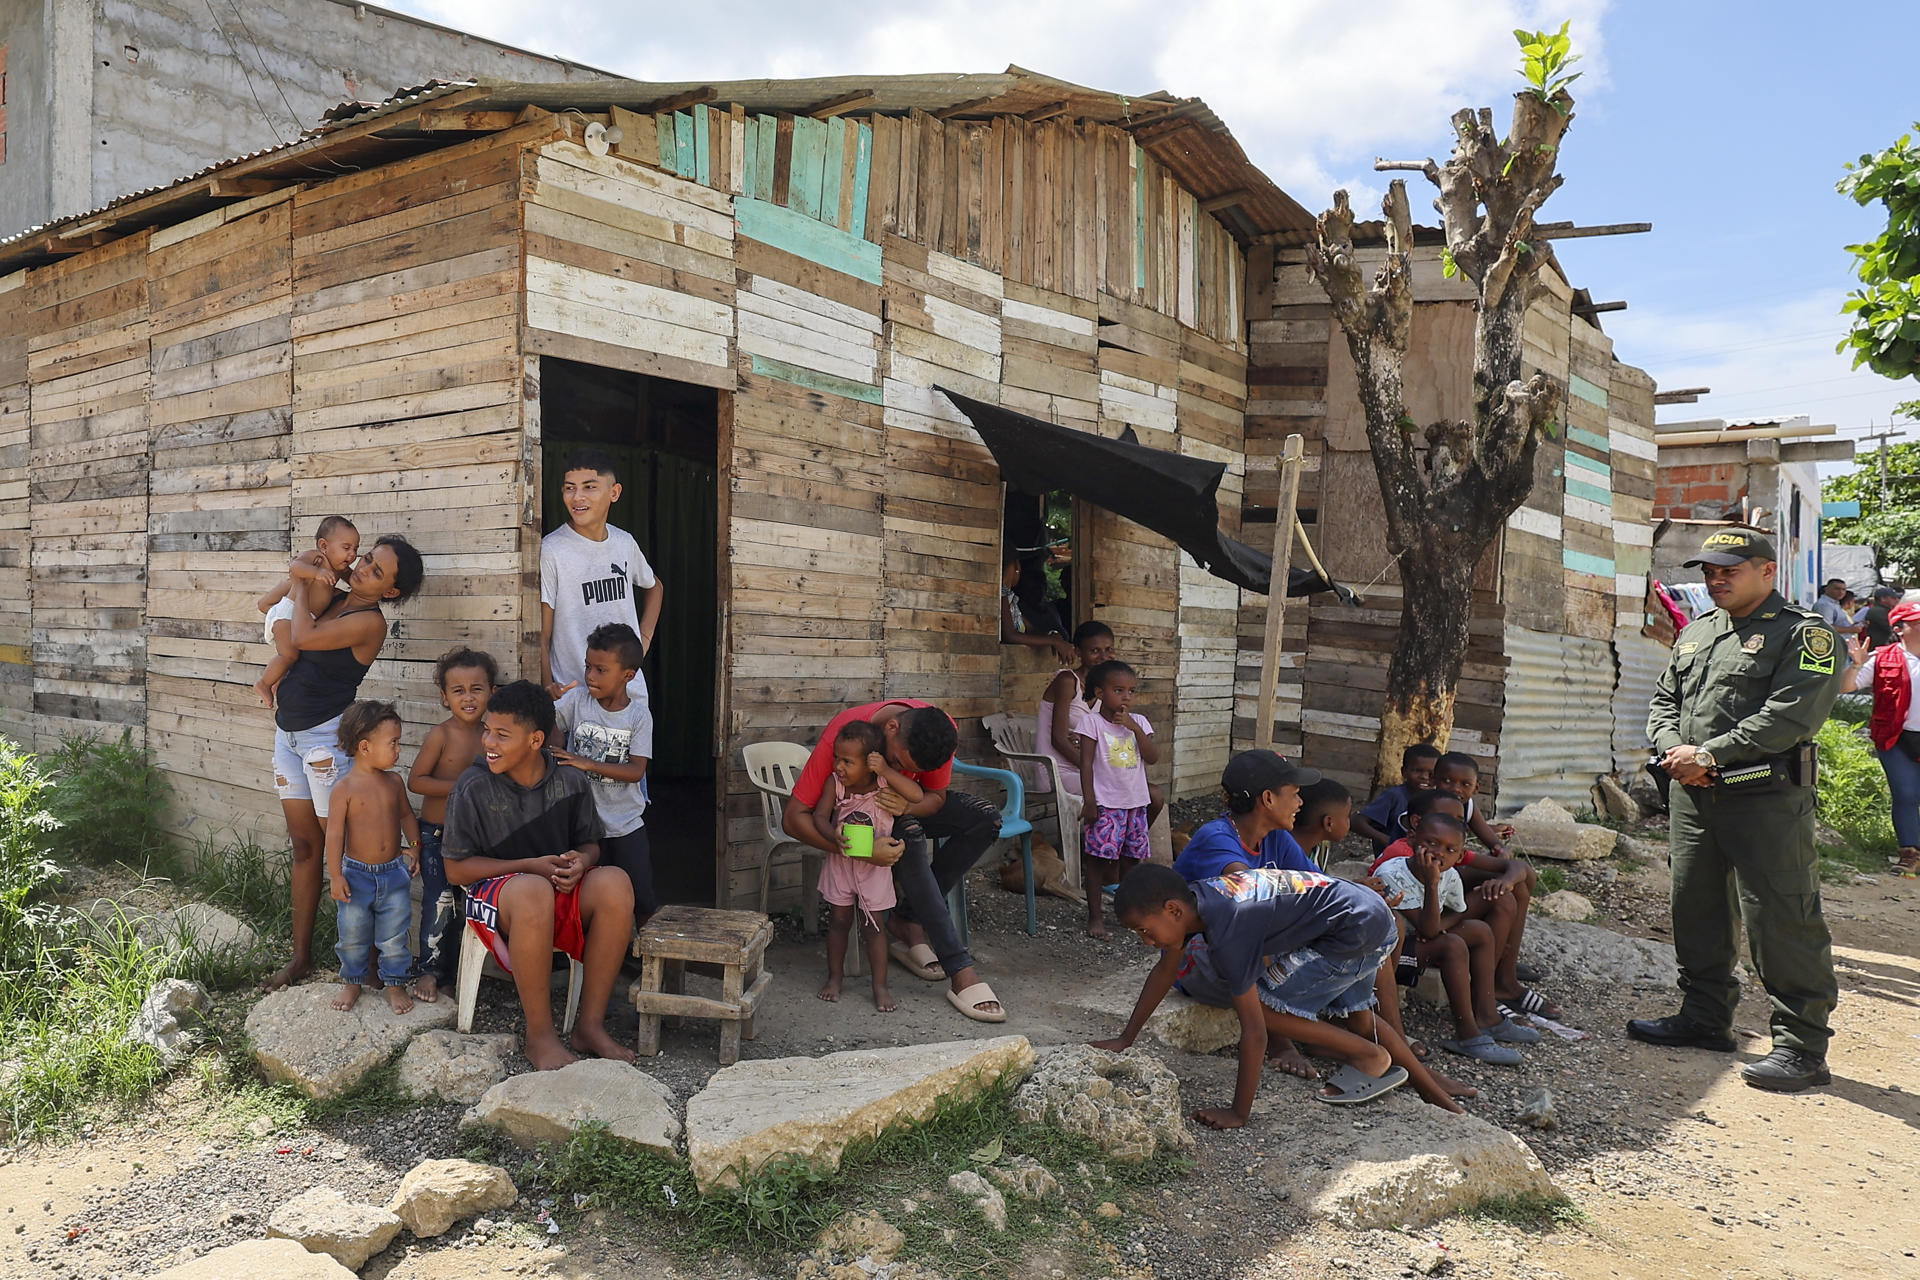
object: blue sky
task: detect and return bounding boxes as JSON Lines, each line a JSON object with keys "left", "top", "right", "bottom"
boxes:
{"left": 390, "top": 0, "right": 1920, "bottom": 463}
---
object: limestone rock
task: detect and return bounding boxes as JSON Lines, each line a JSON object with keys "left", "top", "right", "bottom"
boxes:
{"left": 816, "top": 1211, "right": 905, "bottom": 1265}
{"left": 946, "top": 1171, "right": 1007, "bottom": 1231}
{"left": 162, "top": 902, "right": 261, "bottom": 956}
{"left": 1593, "top": 774, "right": 1644, "bottom": 823}
{"left": 266, "top": 1185, "right": 402, "bottom": 1270}
{"left": 246, "top": 983, "right": 456, "bottom": 1100}
{"left": 1523, "top": 918, "right": 1678, "bottom": 989}
{"left": 462, "top": 1059, "right": 679, "bottom": 1154}
{"left": 1278, "top": 1096, "right": 1557, "bottom": 1229}
{"left": 386, "top": 1158, "right": 518, "bottom": 1238}
{"left": 397, "top": 1031, "right": 516, "bottom": 1104}
{"left": 1508, "top": 798, "right": 1618, "bottom": 862}
{"left": 1517, "top": 1087, "right": 1558, "bottom": 1130}
{"left": 685, "top": 1036, "right": 1034, "bottom": 1191}
{"left": 1534, "top": 890, "right": 1595, "bottom": 922}
{"left": 1009, "top": 1046, "right": 1193, "bottom": 1163}
{"left": 1087, "top": 971, "right": 1238, "bottom": 1054}
{"left": 148, "top": 1238, "right": 358, "bottom": 1279}
{"left": 988, "top": 1155, "right": 1059, "bottom": 1201}
{"left": 127, "top": 978, "right": 212, "bottom": 1065}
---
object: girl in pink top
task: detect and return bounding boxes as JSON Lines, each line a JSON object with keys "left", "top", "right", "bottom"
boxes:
{"left": 1076, "top": 660, "right": 1158, "bottom": 939}
{"left": 809, "top": 720, "right": 924, "bottom": 1011}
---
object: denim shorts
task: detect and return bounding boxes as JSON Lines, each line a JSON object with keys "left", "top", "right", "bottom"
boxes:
{"left": 335, "top": 855, "right": 414, "bottom": 985}
{"left": 1256, "top": 932, "right": 1397, "bottom": 1020}
{"left": 273, "top": 715, "right": 346, "bottom": 817}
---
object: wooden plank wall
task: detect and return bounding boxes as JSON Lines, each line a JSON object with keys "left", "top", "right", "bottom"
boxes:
{"left": 143, "top": 192, "right": 296, "bottom": 844}
{"left": 0, "top": 271, "right": 28, "bottom": 745}
{"left": 25, "top": 234, "right": 152, "bottom": 752}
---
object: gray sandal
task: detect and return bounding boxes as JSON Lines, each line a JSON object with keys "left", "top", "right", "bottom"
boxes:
{"left": 1315, "top": 1063, "right": 1409, "bottom": 1106}
{"left": 1439, "top": 1033, "right": 1522, "bottom": 1065}
{"left": 1487, "top": 1017, "right": 1541, "bottom": 1045}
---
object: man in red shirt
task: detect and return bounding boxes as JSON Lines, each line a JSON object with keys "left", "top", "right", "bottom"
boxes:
{"left": 783, "top": 699, "right": 1006, "bottom": 1021}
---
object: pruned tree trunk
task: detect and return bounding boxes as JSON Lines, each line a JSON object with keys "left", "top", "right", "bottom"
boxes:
{"left": 1307, "top": 90, "right": 1573, "bottom": 791}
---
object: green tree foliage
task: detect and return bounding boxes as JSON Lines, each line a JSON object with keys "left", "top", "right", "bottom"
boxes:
{"left": 1838, "top": 129, "right": 1920, "bottom": 379}
{"left": 1821, "top": 432, "right": 1920, "bottom": 573}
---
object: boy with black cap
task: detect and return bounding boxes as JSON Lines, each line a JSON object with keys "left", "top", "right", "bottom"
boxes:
{"left": 1635, "top": 526, "right": 1844, "bottom": 1093}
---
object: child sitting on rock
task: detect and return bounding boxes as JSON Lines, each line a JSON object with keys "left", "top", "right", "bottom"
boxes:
{"left": 811, "top": 720, "right": 922, "bottom": 1013}
{"left": 1353, "top": 743, "right": 1439, "bottom": 854}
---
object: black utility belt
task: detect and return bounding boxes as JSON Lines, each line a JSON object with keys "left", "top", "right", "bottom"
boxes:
{"left": 1714, "top": 743, "right": 1818, "bottom": 791}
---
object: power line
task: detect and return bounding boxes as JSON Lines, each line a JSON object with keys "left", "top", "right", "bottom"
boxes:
{"left": 223, "top": 0, "right": 305, "bottom": 133}
{"left": 203, "top": 0, "right": 288, "bottom": 144}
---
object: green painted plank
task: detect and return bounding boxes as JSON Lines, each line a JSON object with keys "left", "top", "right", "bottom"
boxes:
{"left": 821, "top": 118, "right": 847, "bottom": 228}
{"left": 656, "top": 113, "right": 676, "bottom": 170}
{"left": 693, "top": 105, "right": 712, "bottom": 187}
{"left": 742, "top": 120, "right": 760, "bottom": 201}
{"left": 789, "top": 116, "right": 828, "bottom": 220}
{"left": 1562, "top": 549, "right": 1616, "bottom": 578}
{"left": 1564, "top": 452, "right": 1612, "bottom": 482}
{"left": 1132, "top": 140, "right": 1147, "bottom": 290}
{"left": 750, "top": 354, "right": 882, "bottom": 404}
{"left": 755, "top": 115, "right": 777, "bottom": 201}
{"left": 1569, "top": 373, "right": 1609, "bottom": 407}
{"left": 673, "top": 111, "right": 694, "bottom": 178}
{"left": 850, "top": 121, "right": 873, "bottom": 240}
{"left": 1564, "top": 477, "right": 1613, "bottom": 506}
{"left": 736, "top": 196, "right": 883, "bottom": 283}
{"left": 1568, "top": 426, "right": 1611, "bottom": 453}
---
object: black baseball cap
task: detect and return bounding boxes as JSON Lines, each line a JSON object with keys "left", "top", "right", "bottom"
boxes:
{"left": 1221, "top": 750, "right": 1320, "bottom": 801}
{"left": 1684, "top": 527, "right": 1776, "bottom": 568}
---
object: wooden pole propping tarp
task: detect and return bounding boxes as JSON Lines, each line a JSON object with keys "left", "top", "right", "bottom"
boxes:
{"left": 1255, "top": 434, "right": 1305, "bottom": 752}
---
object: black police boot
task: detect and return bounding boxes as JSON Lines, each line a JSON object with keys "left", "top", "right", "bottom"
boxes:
{"left": 1741, "top": 1047, "right": 1830, "bottom": 1093}
{"left": 1625, "top": 1013, "right": 1737, "bottom": 1052}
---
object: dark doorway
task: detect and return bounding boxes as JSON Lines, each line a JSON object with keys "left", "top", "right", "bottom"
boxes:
{"left": 540, "top": 357, "right": 720, "bottom": 906}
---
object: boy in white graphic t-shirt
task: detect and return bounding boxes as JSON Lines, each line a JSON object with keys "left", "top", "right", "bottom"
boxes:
{"left": 540, "top": 448, "right": 665, "bottom": 702}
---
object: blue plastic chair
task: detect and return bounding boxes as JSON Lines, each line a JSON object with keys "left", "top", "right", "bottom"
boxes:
{"left": 948, "top": 758, "right": 1038, "bottom": 939}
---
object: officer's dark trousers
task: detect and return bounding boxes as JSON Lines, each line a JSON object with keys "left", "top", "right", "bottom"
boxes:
{"left": 1668, "top": 781, "right": 1837, "bottom": 1056}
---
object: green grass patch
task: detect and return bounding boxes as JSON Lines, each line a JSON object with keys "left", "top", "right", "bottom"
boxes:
{"left": 1534, "top": 864, "right": 1568, "bottom": 895}
{"left": 1462, "top": 1192, "right": 1588, "bottom": 1231}
{"left": 41, "top": 731, "right": 173, "bottom": 872}
{"left": 1815, "top": 718, "right": 1898, "bottom": 859}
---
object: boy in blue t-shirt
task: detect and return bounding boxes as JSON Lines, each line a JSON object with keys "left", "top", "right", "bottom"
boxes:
{"left": 1352, "top": 743, "right": 1440, "bottom": 854}
{"left": 1094, "top": 864, "right": 1463, "bottom": 1125}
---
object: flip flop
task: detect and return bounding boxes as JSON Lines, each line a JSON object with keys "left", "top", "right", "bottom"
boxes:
{"left": 1516, "top": 960, "right": 1547, "bottom": 983}
{"left": 888, "top": 940, "right": 945, "bottom": 981}
{"left": 1315, "top": 1063, "right": 1409, "bottom": 1106}
{"left": 1487, "top": 1016, "right": 1541, "bottom": 1045}
{"left": 946, "top": 981, "right": 1007, "bottom": 1023}
{"left": 1501, "top": 987, "right": 1560, "bottom": 1019}
{"left": 1438, "top": 1034, "right": 1522, "bottom": 1066}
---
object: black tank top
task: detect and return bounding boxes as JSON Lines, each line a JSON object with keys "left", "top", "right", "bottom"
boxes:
{"left": 273, "top": 603, "right": 382, "bottom": 732}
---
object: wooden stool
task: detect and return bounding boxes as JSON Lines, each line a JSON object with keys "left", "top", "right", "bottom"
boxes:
{"left": 630, "top": 905, "right": 773, "bottom": 1066}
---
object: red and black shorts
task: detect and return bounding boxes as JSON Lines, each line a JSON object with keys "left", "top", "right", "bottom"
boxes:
{"left": 463, "top": 874, "right": 586, "bottom": 972}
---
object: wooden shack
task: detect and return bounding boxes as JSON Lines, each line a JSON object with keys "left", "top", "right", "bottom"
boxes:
{"left": 0, "top": 72, "right": 1308, "bottom": 908}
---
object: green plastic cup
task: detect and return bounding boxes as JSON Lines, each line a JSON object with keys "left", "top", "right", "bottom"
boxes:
{"left": 844, "top": 823, "right": 875, "bottom": 858}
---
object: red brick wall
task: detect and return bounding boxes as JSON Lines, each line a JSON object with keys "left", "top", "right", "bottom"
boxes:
{"left": 1654, "top": 460, "right": 1744, "bottom": 520}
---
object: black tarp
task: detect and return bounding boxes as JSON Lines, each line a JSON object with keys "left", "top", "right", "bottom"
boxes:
{"left": 938, "top": 388, "right": 1349, "bottom": 599}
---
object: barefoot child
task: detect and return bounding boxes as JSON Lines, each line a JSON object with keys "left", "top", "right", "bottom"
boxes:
{"left": 405, "top": 647, "right": 497, "bottom": 1002}
{"left": 325, "top": 700, "right": 421, "bottom": 1014}
{"left": 1040, "top": 622, "right": 1165, "bottom": 825}
{"left": 441, "top": 681, "right": 635, "bottom": 1070}
{"left": 1076, "top": 661, "right": 1158, "bottom": 939}
{"left": 553, "top": 624, "right": 656, "bottom": 930}
{"left": 1352, "top": 743, "right": 1439, "bottom": 853}
{"left": 254, "top": 516, "right": 359, "bottom": 707}
{"left": 810, "top": 720, "right": 919, "bottom": 1012}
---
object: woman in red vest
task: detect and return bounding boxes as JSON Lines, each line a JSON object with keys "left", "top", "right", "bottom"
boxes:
{"left": 1843, "top": 601, "right": 1920, "bottom": 876}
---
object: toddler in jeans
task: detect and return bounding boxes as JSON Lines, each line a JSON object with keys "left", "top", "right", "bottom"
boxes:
{"left": 326, "top": 700, "right": 421, "bottom": 1013}
{"left": 405, "top": 647, "right": 497, "bottom": 1001}
{"left": 1075, "top": 660, "right": 1158, "bottom": 940}
{"left": 811, "top": 720, "right": 923, "bottom": 1012}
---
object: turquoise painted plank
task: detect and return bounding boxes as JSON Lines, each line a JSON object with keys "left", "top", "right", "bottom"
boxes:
{"left": 789, "top": 116, "right": 827, "bottom": 220}
{"left": 742, "top": 119, "right": 759, "bottom": 201}
{"left": 656, "top": 113, "right": 676, "bottom": 170}
{"left": 736, "top": 196, "right": 882, "bottom": 283}
{"left": 750, "top": 354, "right": 883, "bottom": 404}
{"left": 1562, "top": 549, "right": 1616, "bottom": 577}
{"left": 850, "top": 121, "right": 873, "bottom": 240}
{"left": 693, "top": 105, "right": 712, "bottom": 187}
{"left": 1564, "top": 452, "right": 1612, "bottom": 481}
{"left": 1565, "top": 477, "right": 1613, "bottom": 506}
{"left": 1569, "top": 373, "right": 1609, "bottom": 407}
{"left": 1568, "top": 426, "right": 1611, "bottom": 453}
{"left": 755, "top": 116, "right": 777, "bottom": 201}
{"left": 673, "top": 111, "right": 694, "bottom": 177}
{"left": 821, "top": 118, "right": 847, "bottom": 228}
{"left": 1133, "top": 142, "right": 1147, "bottom": 290}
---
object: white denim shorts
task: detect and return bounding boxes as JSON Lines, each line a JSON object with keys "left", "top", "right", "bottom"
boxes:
{"left": 272, "top": 715, "right": 346, "bottom": 817}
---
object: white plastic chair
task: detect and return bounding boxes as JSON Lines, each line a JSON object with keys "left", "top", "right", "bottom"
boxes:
{"left": 454, "top": 921, "right": 582, "bottom": 1035}
{"left": 983, "top": 711, "right": 1083, "bottom": 889}
{"left": 741, "top": 741, "right": 825, "bottom": 933}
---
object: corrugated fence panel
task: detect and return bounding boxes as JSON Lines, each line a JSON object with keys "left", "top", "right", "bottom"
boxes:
{"left": 1499, "top": 623, "right": 1614, "bottom": 812}
{"left": 1612, "top": 628, "right": 1668, "bottom": 775}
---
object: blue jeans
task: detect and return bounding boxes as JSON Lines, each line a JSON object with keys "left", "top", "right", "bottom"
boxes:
{"left": 414, "top": 822, "right": 463, "bottom": 983}
{"left": 336, "top": 856, "right": 413, "bottom": 985}
{"left": 1877, "top": 745, "right": 1920, "bottom": 848}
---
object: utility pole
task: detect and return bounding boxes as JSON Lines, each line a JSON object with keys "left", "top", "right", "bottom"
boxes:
{"left": 1857, "top": 424, "right": 1907, "bottom": 509}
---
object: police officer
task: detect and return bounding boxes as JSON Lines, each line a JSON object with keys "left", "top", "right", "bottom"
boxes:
{"left": 1632, "top": 528, "right": 1844, "bottom": 1092}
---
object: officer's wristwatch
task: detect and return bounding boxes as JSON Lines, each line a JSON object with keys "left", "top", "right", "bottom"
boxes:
{"left": 1694, "top": 748, "right": 1717, "bottom": 769}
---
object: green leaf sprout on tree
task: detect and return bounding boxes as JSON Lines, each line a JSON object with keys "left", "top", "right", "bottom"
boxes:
{"left": 1838, "top": 129, "right": 1920, "bottom": 380}
{"left": 1514, "top": 22, "right": 1582, "bottom": 104}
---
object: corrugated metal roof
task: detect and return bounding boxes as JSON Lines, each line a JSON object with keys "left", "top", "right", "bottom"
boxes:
{"left": 1498, "top": 624, "right": 1616, "bottom": 812}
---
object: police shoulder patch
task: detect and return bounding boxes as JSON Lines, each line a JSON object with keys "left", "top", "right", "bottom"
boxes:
{"left": 1798, "top": 625, "right": 1837, "bottom": 674}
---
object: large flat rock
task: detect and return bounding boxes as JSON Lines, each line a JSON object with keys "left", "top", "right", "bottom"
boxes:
{"left": 461, "top": 1059, "right": 680, "bottom": 1154}
{"left": 1509, "top": 797, "right": 1618, "bottom": 862}
{"left": 1086, "top": 970, "right": 1239, "bottom": 1054}
{"left": 148, "top": 1238, "right": 357, "bottom": 1279}
{"left": 1267, "top": 1093, "right": 1558, "bottom": 1229}
{"left": 266, "top": 1185, "right": 402, "bottom": 1270}
{"left": 685, "top": 1035, "right": 1035, "bottom": 1192}
{"left": 246, "top": 983, "right": 457, "bottom": 1100}
{"left": 1523, "top": 917, "right": 1678, "bottom": 989}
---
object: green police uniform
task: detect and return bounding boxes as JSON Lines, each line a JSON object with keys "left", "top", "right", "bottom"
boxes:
{"left": 1646, "top": 535, "right": 1843, "bottom": 1058}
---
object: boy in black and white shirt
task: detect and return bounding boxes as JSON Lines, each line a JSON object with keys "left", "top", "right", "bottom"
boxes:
{"left": 540, "top": 448, "right": 663, "bottom": 701}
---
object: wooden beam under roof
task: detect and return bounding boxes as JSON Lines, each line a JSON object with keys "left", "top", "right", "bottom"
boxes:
{"left": 1533, "top": 220, "right": 1652, "bottom": 241}
{"left": 1654, "top": 387, "right": 1710, "bottom": 405}
{"left": 1022, "top": 99, "right": 1071, "bottom": 122}
{"left": 801, "top": 89, "right": 876, "bottom": 118}
{"left": 206, "top": 178, "right": 283, "bottom": 197}
{"left": 933, "top": 94, "right": 1000, "bottom": 120}
{"left": 1573, "top": 299, "right": 1627, "bottom": 315}
{"left": 1200, "top": 189, "right": 1252, "bottom": 214}
{"left": 633, "top": 87, "right": 715, "bottom": 115}
{"left": 416, "top": 109, "right": 521, "bottom": 131}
